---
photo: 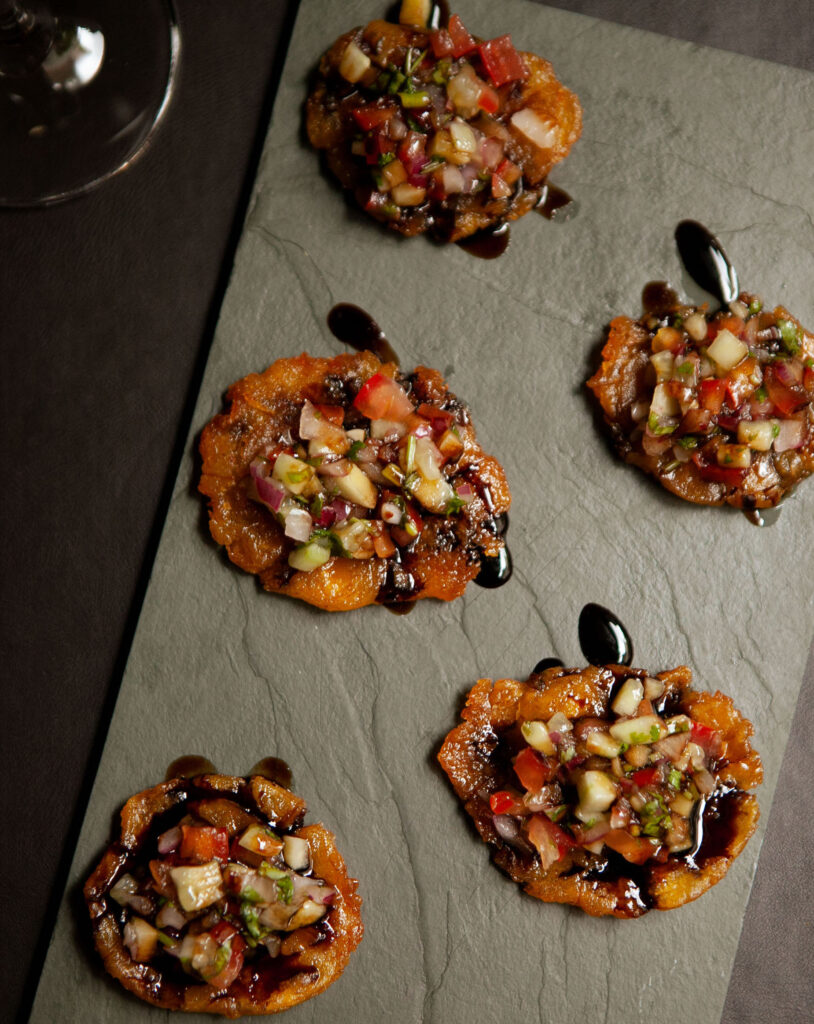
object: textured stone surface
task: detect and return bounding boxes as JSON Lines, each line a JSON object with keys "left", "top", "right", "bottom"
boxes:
{"left": 31, "top": 2, "right": 814, "bottom": 1022}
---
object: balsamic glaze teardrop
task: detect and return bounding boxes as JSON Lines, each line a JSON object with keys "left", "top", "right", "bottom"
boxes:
{"left": 165, "top": 755, "right": 216, "bottom": 781}
{"left": 456, "top": 223, "right": 510, "bottom": 260}
{"left": 675, "top": 220, "right": 739, "bottom": 306}
{"left": 327, "top": 303, "right": 400, "bottom": 365}
{"left": 578, "top": 603, "right": 633, "bottom": 666}
{"left": 475, "top": 546, "right": 512, "bottom": 588}
{"left": 533, "top": 657, "right": 564, "bottom": 674}
{"left": 250, "top": 757, "right": 293, "bottom": 790}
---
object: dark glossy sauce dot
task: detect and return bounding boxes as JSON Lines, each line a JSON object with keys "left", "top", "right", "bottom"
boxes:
{"left": 642, "top": 280, "right": 680, "bottom": 317}
{"left": 578, "top": 603, "right": 633, "bottom": 666}
{"left": 250, "top": 757, "right": 293, "bottom": 790}
{"left": 475, "top": 545, "right": 512, "bottom": 588}
{"left": 327, "top": 303, "right": 400, "bottom": 365}
{"left": 536, "top": 182, "right": 576, "bottom": 221}
{"left": 743, "top": 506, "right": 782, "bottom": 528}
{"left": 385, "top": 601, "right": 416, "bottom": 615}
{"left": 165, "top": 755, "right": 216, "bottom": 781}
{"left": 456, "top": 222, "right": 510, "bottom": 260}
{"left": 533, "top": 657, "right": 564, "bottom": 674}
{"left": 675, "top": 219, "right": 739, "bottom": 305}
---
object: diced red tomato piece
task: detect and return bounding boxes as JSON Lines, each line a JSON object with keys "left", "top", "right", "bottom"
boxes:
{"left": 180, "top": 826, "right": 229, "bottom": 865}
{"left": 693, "top": 459, "right": 748, "bottom": 486}
{"left": 429, "top": 27, "right": 454, "bottom": 57}
{"left": 491, "top": 173, "right": 512, "bottom": 200}
{"left": 698, "top": 378, "right": 726, "bottom": 413}
{"left": 707, "top": 314, "right": 744, "bottom": 341}
{"left": 478, "top": 35, "right": 529, "bottom": 87}
{"left": 390, "top": 499, "right": 423, "bottom": 547}
{"left": 764, "top": 364, "right": 809, "bottom": 416}
{"left": 204, "top": 926, "right": 246, "bottom": 989}
{"left": 604, "top": 830, "right": 659, "bottom": 865}
{"left": 416, "top": 403, "right": 454, "bottom": 434}
{"left": 690, "top": 721, "right": 723, "bottom": 757}
{"left": 210, "top": 921, "right": 238, "bottom": 946}
{"left": 495, "top": 157, "right": 521, "bottom": 186}
{"left": 631, "top": 767, "right": 660, "bottom": 788}
{"left": 353, "top": 373, "right": 414, "bottom": 421}
{"left": 489, "top": 790, "right": 526, "bottom": 815}
{"left": 365, "top": 132, "right": 395, "bottom": 165}
{"left": 314, "top": 403, "right": 344, "bottom": 426}
{"left": 804, "top": 365, "right": 814, "bottom": 391}
{"left": 677, "top": 407, "right": 713, "bottom": 435}
{"left": 351, "top": 104, "right": 395, "bottom": 131}
{"left": 513, "top": 747, "right": 556, "bottom": 792}
{"left": 477, "top": 83, "right": 500, "bottom": 114}
{"left": 526, "top": 813, "right": 574, "bottom": 869}
{"left": 372, "top": 529, "right": 396, "bottom": 559}
{"left": 447, "top": 14, "right": 476, "bottom": 57}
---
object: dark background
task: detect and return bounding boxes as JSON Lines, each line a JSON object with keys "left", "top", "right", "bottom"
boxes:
{"left": 3, "top": 2, "right": 812, "bottom": 1022}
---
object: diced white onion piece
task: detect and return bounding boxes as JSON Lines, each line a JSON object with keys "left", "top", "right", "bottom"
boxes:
{"left": 729, "top": 299, "right": 749, "bottom": 319}
{"left": 284, "top": 507, "right": 313, "bottom": 542}
{"left": 333, "top": 518, "right": 373, "bottom": 554}
{"left": 653, "top": 731, "right": 690, "bottom": 763}
{"left": 670, "top": 792, "right": 695, "bottom": 817}
{"left": 738, "top": 419, "right": 776, "bottom": 451}
{"left": 643, "top": 676, "right": 665, "bottom": 701}
{"left": 123, "top": 917, "right": 159, "bottom": 962}
{"left": 370, "top": 418, "right": 407, "bottom": 440}
{"left": 272, "top": 453, "right": 314, "bottom": 495}
{"left": 156, "top": 901, "right": 187, "bottom": 931}
{"left": 665, "top": 714, "right": 692, "bottom": 734}
{"left": 774, "top": 418, "right": 805, "bottom": 452}
{"left": 332, "top": 463, "right": 378, "bottom": 508}
{"left": 381, "top": 501, "right": 403, "bottom": 525}
{"left": 609, "top": 714, "right": 667, "bottom": 746}
{"left": 381, "top": 158, "right": 408, "bottom": 191}
{"left": 346, "top": 428, "right": 365, "bottom": 442}
{"left": 686, "top": 741, "right": 706, "bottom": 770}
{"left": 409, "top": 473, "right": 455, "bottom": 513}
{"left": 399, "top": 0, "right": 431, "bottom": 26}
{"left": 585, "top": 730, "right": 623, "bottom": 758}
{"left": 546, "top": 711, "right": 573, "bottom": 734}
{"left": 446, "top": 64, "right": 482, "bottom": 118}
{"left": 694, "top": 768, "right": 716, "bottom": 795}
{"left": 287, "top": 898, "right": 328, "bottom": 930}
{"left": 283, "top": 836, "right": 311, "bottom": 872}
{"left": 439, "top": 164, "right": 465, "bottom": 194}
{"left": 391, "top": 182, "right": 426, "bottom": 206}
{"left": 110, "top": 873, "right": 139, "bottom": 906}
{"left": 510, "top": 108, "right": 557, "bottom": 150}
{"left": 650, "top": 382, "right": 680, "bottom": 419}
{"left": 414, "top": 436, "right": 443, "bottom": 480}
{"left": 339, "top": 41, "right": 371, "bottom": 84}
{"left": 449, "top": 117, "right": 477, "bottom": 154}
{"left": 611, "top": 677, "right": 644, "bottom": 717}
{"left": 650, "top": 350, "right": 674, "bottom": 382}
{"left": 684, "top": 312, "right": 708, "bottom": 342}
{"left": 707, "top": 328, "right": 748, "bottom": 372}
{"left": 520, "top": 720, "right": 556, "bottom": 756}
{"left": 576, "top": 771, "right": 618, "bottom": 814}
{"left": 239, "top": 824, "right": 282, "bottom": 857}
{"left": 288, "top": 540, "right": 331, "bottom": 573}
{"left": 263, "top": 934, "right": 282, "bottom": 958}
{"left": 170, "top": 861, "right": 224, "bottom": 913}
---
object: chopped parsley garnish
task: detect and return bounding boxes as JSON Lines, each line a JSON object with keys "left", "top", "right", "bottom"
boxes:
{"left": 648, "top": 412, "right": 677, "bottom": 436}
{"left": 277, "top": 876, "right": 294, "bottom": 905}
{"left": 347, "top": 439, "right": 365, "bottom": 460}
{"left": 668, "top": 768, "right": 682, "bottom": 790}
{"left": 678, "top": 436, "right": 699, "bottom": 450}
{"left": 445, "top": 495, "right": 467, "bottom": 515}
{"left": 241, "top": 903, "right": 264, "bottom": 940}
{"left": 778, "top": 318, "right": 802, "bottom": 355}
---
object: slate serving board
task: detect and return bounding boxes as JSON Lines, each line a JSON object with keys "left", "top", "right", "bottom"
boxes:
{"left": 31, "top": 1, "right": 814, "bottom": 1021}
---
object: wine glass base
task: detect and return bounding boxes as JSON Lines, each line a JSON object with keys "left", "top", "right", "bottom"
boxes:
{"left": 0, "top": 0, "right": 179, "bottom": 207}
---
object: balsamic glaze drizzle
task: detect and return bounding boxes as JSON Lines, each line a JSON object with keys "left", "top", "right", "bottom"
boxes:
{"left": 327, "top": 303, "right": 400, "bottom": 365}
{"left": 675, "top": 219, "right": 739, "bottom": 306}
{"left": 578, "top": 603, "right": 633, "bottom": 666}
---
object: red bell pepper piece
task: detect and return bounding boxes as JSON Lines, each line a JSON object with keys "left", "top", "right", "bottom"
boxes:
{"left": 690, "top": 721, "right": 723, "bottom": 757}
{"left": 631, "top": 767, "right": 660, "bottom": 788}
{"left": 429, "top": 27, "right": 454, "bottom": 58}
{"left": 489, "top": 790, "right": 526, "bottom": 815}
{"left": 604, "top": 830, "right": 659, "bottom": 865}
{"left": 351, "top": 104, "right": 395, "bottom": 131}
{"left": 447, "top": 14, "right": 476, "bottom": 57}
{"left": 698, "top": 377, "right": 726, "bottom": 413}
{"left": 478, "top": 35, "right": 529, "bottom": 87}
{"left": 353, "top": 373, "right": 414, "bottom": 421}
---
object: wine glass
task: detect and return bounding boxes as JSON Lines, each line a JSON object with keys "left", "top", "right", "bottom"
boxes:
{"left": 0, "top": 0, "right": 179, "bottom": 206}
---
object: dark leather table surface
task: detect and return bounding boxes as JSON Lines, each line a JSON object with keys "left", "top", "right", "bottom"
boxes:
{"left": 3, "top": 3, "right": 812, "bottom": 1022}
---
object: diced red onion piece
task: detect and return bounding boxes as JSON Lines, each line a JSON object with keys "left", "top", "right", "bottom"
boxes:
{"left": 774, "top": 359, "right": 803, "bottom": 387}
{"left": 653, "top": 732, "right": 690, "bottom": 762}
{"left": 157, "top": 826, "right": 182, "bottom": 855}
{"left": 579, "top": 818, "right": 611, "bottom": 844}
{"left": 439, "top": 164, "right": 465, "bottom": 194}
{"left": 329, "top": 498, "right": 352, "bottom": 524}
{"left": 774, "top": 418, "right": 805, "bottom": 451}
{"left": 263, "top": 934, "right": 282, "bottom": 958}
{"left": 492, "top": 814, "right": 522, "bottom": 844}
{"left": 250, "top": 461, "right": 286, "bottom": 511}
{"left": 694, "top": 769, "right": 716, "bottom": 795}
{"left": 318, "top": 458, "right": 351, "bottom": 478}
{"left": 316, "top": 506, "right": 336, "bottom": 528}
{"left": 298, "top": 399, "right": 323, "bottom": 441}
{"left": 455, "top": 482, "right": 474, "bottom": 504}
{"left": 284, "top": 508, "right": 313, "bottom": 542}
{"left": 156, "top": 901, "right": 187, "bottom": 930}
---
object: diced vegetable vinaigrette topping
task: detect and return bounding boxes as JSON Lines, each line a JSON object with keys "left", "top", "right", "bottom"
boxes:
{"left": 330, "top": 9, "right": 556, "bottom": 219}
{"left": 488, "top": 676, "right": 725, "bottom": 870}
{"left": 637, "top": 294, "right": 814, "bottom": 482}
{"left": 110, "top": 811, "right": 337, "bottom": 989}
{"left": 249, "top": 373, "right": 475, "bottom": 572}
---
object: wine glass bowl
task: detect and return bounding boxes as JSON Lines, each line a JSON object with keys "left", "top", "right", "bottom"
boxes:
{"left": 0, "top": 0, "right": 179, "bottom": 206}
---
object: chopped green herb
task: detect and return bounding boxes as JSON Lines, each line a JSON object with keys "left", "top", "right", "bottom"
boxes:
{"left": 406, "top": 115, "right": 422, "bottom": 132}
{"left": 678, "top": 435, "right": 699, "bottom": 450}
{"left": 241, "top": 886, "right": 263, "bottom": 905}
{"left": 648, "top": 412, "right": 677, "bottom": 436}
{"left": 399, "top": 90, "right": 430, "bottom": 108}
{"left": 747, "top": 297, "right": 763, "bottom": 316}
{"left": 650, "top": 724, "right": 661, "bottom": 741}
{"left": 421, "top": 157, "right": 446, "bottom": 173}
{"left": 241, "top": 904, "right": 264, "bottom": 940}
{"left": 212, "top": 941, "right": 231, "bottom": 974}
{"left": 778, "top": 318, "right": 802, "bottom": 355}
{"left": 546, "top": 804, "right": 567, "bottom": 822}
{"left": 258, "top": 862, "right": 287, "bottom": 880}
{"left": 445, "top": 495, "right": 466, "bottom": 515}
{"left": 668, "top": 768, "right": 682, "bottom": 789}
{"left": 675, "top": 360, "right": 694, "bottom": 375}
{"left": 403, "top": 471, "right": 420, "bottom": 493}
{"left": 404, "top": 435, "right": 417, "bottom": 473}
{"left": 771, "top": 422, "right": 781, "bottom": 438}
{"left": 663, "top": 459, "right": 681, "bottom": 473}
{"left": 277, "top": 876, "right": 294, "bottom": 905}
{"left": 386, "top": 70, "right": 406, "bottom": 94}
{"left": 404, "top": 47, "right": 427, "bottom": 76}
{"left": 156, "top": 931, "right": 175, "bottom": 948}
{"left": 286, "top": 468, "right": 309, "bottom": 484}
{"left": 754, "top": 384, "right": 768, "bottom": 402}
{"left": 377, "top": 151, "right": 395, "bottom": 167}
{"left": 347, "top": 439, "right": 365, "bottom": 460}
